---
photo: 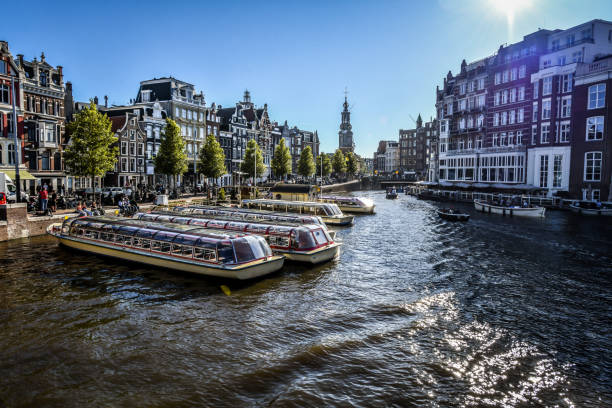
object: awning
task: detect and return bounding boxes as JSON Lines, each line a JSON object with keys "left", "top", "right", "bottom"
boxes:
{"left": 1, "top": 170, "right": 37, "bottom": 180}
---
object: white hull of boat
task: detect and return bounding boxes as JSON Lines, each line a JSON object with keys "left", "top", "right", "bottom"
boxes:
{"left": 278, "top": 243, "right": 341, "bottom": 264}
{"left": 474, "top": 201, "right": 545, "bottom": 218}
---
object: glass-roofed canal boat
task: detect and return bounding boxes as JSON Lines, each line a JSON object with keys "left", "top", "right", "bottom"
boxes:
{"left": 135, "top": 211, "right": 341, "bottom": 264}
{"left": 241, "top": 199, "right": 354, "bottom": 226}
{"left": 46, "top": 216, "right": 285, "bottom": 279}
{"left": 318, "top": 195, "right": 375, "bottom": 214}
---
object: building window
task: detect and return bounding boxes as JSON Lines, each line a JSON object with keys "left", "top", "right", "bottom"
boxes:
{"left": 531, "top": 125, "right": 537, "bottom": 145}
{"left": 502, "top": 90, "right": 508, "bottom": 104}
{"left": 533, "top": 81, "right": 539, "bottom": 99}
{"left": 511, "top": 68, "right": 517, "bottom": 81}
{"left": 478, "top": 78, "right": 485, "bottom": 90}
{"left": 561, "top": 74, "right": 573, "bottom": 93}
{"left": 0, "top": 61, "right": 6, "bottom": 74}
{"left": 584, "top": 152, "right": 602, "bottom": 181}
{"left": 495, "top": 92, "right": 500, "bottom": 106}
{"left": 7, "top": 144, "right": 15, "bottom": 164}
{"left": 560, "top": 96, "right": 571, "bottom": 118}
{"left": 532, "top": 102, "right": 538, "bottom": 122}
{"left": 495, "top": 72, "right": 501, "bottom": 85}
{"left": 129, "top": 142, "right": 136, "bottom": 155}
{"left": 540, "top": 155, "right": 548, "bottom": 187}
{"left": 138, "top": 143, "right": 144, "bottom": 156}
{"left": 493, "top": 133, "right": 498, "bottom": 146}
{"left": 518, "top": 86, "right": 525, "bottom": 101}
{"left": 542, "top": 99, "right": 551, "bottom": 120}
{"left": 510, "top": 88, "right": 516, "bottom": 103}
{"left": 553, "top": 155, "right": 562, "bottom": 188}
{"left": 460, "top": 83, "right": 466, "bottom": 94}
{"left": 0, "top": 84, "right": 9, "bottom": 104}
{"left": 586, "top": 116, "right": 604, "bottom": 141}
{"left": 130, "top": 158, "right": 136, "bottom": 172}
{"left": 517, "top": 131, "right": 523, "bottom": 145}
{"left": 175, "top": 107, "right": 179, "bottom": 117}
{"left": 502, "top": 70, "right": 509, "bottom": 83}
{"left": 142, "top": 90, "right": 151, "bottom": 102}
{"left": 542, "top": 77, "right": 552, "bottom": 95}
{"left": 541, "top": 123, "right": 550, "bottom": 143}
{"left": 42, "top": 151, "right": 50, "bottom": 170}
{"left": 572, "top": 51, "right": 582, "bottom": 63}
{"left": 560, "top": 121, "right": 571, "bottom": 142}
{"left": 588, "top": 84, "right": 606, "bottom": 109}
{"left": 519, "top": 65, "right": 526, "bottom": 78}
{"left": 518, "top": 108, "right": 524, "bottom": 123}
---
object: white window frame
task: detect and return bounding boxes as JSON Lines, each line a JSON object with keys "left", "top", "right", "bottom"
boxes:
{"left": 586, "top": 116, "right": 604, "bottom": 141}
{"left": 584, "top": 151, "right": 602, "bottom": 181}
{"left": 588, "top": 84, "right": 606, "bottom": 109}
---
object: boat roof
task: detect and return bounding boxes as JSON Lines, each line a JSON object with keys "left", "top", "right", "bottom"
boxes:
{"left": 67, "top": 216, "right": 253, "bottom": 242}
{"left": 243, "top": 199, "right": 336, "bottom": 208}
{"left": 168, "top": 205, "right": 325, "bottom": 225}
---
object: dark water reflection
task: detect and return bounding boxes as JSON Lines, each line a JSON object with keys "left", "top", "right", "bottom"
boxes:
{"left": 1, "top": 192, "right": 611, "bottom": 407}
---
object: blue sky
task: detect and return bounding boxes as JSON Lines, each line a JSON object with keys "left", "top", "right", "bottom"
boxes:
{"left": 3, "top": 0, "right": 611, "bottom": 156}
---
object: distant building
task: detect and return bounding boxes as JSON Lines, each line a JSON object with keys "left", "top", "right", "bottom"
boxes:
{"left": 399, "top": 115, "right": 438, "bottom": 179}
{"left": 338, "top": 94, "right": 355, "bottom": 154}
{"left": 373, "top": 140, "right": 398, "bottom": 175}
{"left": 106, "top": 112, "right": 146, "bottom": 187}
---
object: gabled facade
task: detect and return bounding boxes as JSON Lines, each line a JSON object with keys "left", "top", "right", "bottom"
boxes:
{"left": 0, "top": 41, "right": 27, "bottom": 192}
{"left": 106, "top": 112, "right": 147, "bottom": 187}
{"left": 17, "top": 52, "right": 66, "bottom": 193}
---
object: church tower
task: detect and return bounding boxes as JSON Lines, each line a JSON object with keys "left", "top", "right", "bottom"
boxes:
{"left": 338, "top": 91, "right": 355, "bottom": 153}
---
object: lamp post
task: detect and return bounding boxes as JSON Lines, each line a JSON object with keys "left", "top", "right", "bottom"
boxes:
{"left": 11, "top": 75, "right": 21, "bottom": 203}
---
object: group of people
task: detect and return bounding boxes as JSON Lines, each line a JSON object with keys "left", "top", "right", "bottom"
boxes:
{"left": 75, "top": 201, "right": 103, "bottom": 216}
{"left": 37, "top": 185, "right": 57, "bottom": 213}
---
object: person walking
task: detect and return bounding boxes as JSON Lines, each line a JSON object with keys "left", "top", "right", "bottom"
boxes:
{"left": 39, "top": 187, "right": 48, "bottom": 213}
{"left": 49, "top": 190, "right": 57, "bottom": 212}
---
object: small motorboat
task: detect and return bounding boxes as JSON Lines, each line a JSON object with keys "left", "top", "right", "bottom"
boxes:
{"left": 437, "top": 208, "right": 470, "bottom": 221}
{"left": 386, "top": 188, "right": 398, "bottom": 199}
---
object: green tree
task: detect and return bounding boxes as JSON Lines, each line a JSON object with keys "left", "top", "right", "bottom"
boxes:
{"left": 64, "top": 101, "right": 118, "bottom": 204}
{"left": 271, "top": 138, "right": 292, "bottom": 180}
{"left": 297, "top": 146, "right": 315, "bottom": 179}
{"left": 316, "top": 153, "right": 332, "bottom": 177}
{"left": 332, "top": 149, "right": 346, "bottom": 175}
{"left": 154, "top": 118, "right": 188, "bottom": 190}
{"left": 241, "top": 138, "right": 266, "bottom": 182}
{"left": 198, "top": 134, "right": 227, "bottom": 186}
{"left": 346, "top": 152, "right": 359, "bottom": 178}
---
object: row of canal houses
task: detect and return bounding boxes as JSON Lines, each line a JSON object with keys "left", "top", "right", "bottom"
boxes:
{"left": 0, "top": 41, "right": 320, "bottom": 195}
{"left": 434, "top": 19, "right": 612, "bottom": 201}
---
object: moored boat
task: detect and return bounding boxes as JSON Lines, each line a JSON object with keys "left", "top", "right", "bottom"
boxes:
{"left": 136, "top": 211, "right": 341, "bottom": 264}
{"left": 568, "top": 201, "right": 612, "bottom": 216}
{"left": 47, "top": 216, "right": 285, "bottom": 279}
{"left": 241, "top": 199, "right": 354, "bottom": 226}
{"left": 318, "top": 195, "right": 375, "bottom": 214}
{"left": 437, "top": 208, "right": 470, "bottom": 221}
{"left": 474, "top": 200, "right": 545, "bottom": 218}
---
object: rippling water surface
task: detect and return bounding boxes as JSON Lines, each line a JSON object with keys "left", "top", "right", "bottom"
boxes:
{"left": 1, "top": 192, "right": 611, "bottom": 407}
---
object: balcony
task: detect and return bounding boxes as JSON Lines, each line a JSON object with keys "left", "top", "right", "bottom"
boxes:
{"left": 549, "top": 37, "right": 593, "bottom": 53}
{"left": 576, "top": 57, "right": 612, "bottom": 76}
{"left": 444, "top": 144, "right": 526, "bottom": 157}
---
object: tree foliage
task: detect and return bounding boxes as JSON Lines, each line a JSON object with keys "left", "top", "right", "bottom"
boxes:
{"left": 332, "top": 149, "right": 346, "bottom": 175}
{"left": 154, "top": 118, "right": 188, "bottom": 178}
{"left": 316, "top": 153, "right": 332, "bottom": 177}
{"left": 271, "top": 138, "right": 292, "bottom": 179}
{"left": 198, "top": 134, "right": 226, "bottom": 180}
{"left": 241, "top": 138, "right": 266, "bottom": 179}
{"left": 297, "top": 146, "right": 315, "bottom": 178}
{"left": 346, "top": 152, "right": 359, "bottom": 177}
{"left": 64, "top": 101, "right": 118, "bottom": 179}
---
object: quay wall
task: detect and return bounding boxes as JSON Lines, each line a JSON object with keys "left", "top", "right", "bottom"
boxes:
{"left": 0, "top": 204, "right": 76, "bottom": 242}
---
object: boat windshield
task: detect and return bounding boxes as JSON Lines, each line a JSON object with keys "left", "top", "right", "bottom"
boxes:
{"left": 233, "top": 236, "right": 271, "bottom": 263}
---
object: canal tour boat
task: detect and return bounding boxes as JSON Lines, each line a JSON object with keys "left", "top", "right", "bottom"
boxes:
{"left": 165, "top": 205, "right": 337, "bottom": 240}
{"left": 241, "top": 199, "right": 354, "bottom": 226}
{"left": 437, "top": 208, "right": 470, "bottom": 221}
{"left": 135, "top": 212, "right": 341, "bottom": 264}
{"left": 163, "top": 205, "right": 327, "bottom": 226}
{"left": 474, "top": 200, "right": 545, "bottom": 218}
{"left": 46, "top": 216, "right": 285, "bottom": 280}
{"left": 318, "top": 195, "right": 375, "bottom": 214}
{"left": 568, "top": 201, "right": 612, "bottom": 216}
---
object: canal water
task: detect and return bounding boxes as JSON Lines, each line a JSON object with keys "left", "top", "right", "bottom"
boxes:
{"left": 1, "top": 192, "right": 611, "bottom": 407}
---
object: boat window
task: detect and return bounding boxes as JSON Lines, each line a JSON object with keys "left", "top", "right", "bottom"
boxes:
{"left": 312, "top": 229, "right": 328, "bottom": 245}
{"left": 153, "top": 231, "right": 179, "bottom": 242}
{"left": 132, "top": 237, "right": 142, "bottom": 247}
{"left": 297, "top": 230, "right": 317, "bottom": 249}
{"left": 160, "top": 242, "right": 171, "bottom": 253}
{"left": 135, "top": 228, "right": 157, "bottom": 239}
{"left": 194, "top": 247, "right": 216, "bottom": 261}
{"left": 217, "top": 242, "right": 235, "bottom": 264}
{"left": 181, "top": 246, "right": 193, "bottom": 257}
{"left": 268, "top": 235, "right": 290, "bottom": 247}
{"left": 233, "top": 238, "right": 256, "bottom": 263}
{"left": 151, "top": 241, "right": 162, "bottom": 251}
{"left": 99, "top": 232, "right": 109, "bottom": 241}
{"left": 173, "top": 234, "right": 200, "bottom": 246}
{"left": 172, "top": 244, "right": 184, "bottom": 255}
{"left": 115, "top": 235, "right": 125, "bottom": 245}
{"left": 141, "top": 239, "right": 151, "bottom": 250}
{"left": 119, "top": 226, "right": 139, "bottom": 236}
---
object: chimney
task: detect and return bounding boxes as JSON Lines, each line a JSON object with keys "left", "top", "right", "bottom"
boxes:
{"left": 94, "top": 96, "right": 99, "bottom": 105}
{"left": 104, "top": 95, "right": 108, "bottom": 108}
{"left": 57, "top": 65, "right": 63, "bottom": 85}
{"left": 40, "top": 52, "right": 46, "bottom": 63}
{"left": 16, "top": 54, "right": 24, "bottom": 67}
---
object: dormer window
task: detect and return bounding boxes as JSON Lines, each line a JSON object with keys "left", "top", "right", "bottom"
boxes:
{"left": 142, "top": 90, "right": 151, "bottom": 102}
{"left": 0, "top": 61, "right": 6, "bottom": 74}
{"left": 40, "top": 71, "right": 48, "bottom": 86}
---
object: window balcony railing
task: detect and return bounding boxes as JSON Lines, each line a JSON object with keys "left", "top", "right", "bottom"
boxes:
{"left": 549, "top": 37, "right": 593, "bottom": 52}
